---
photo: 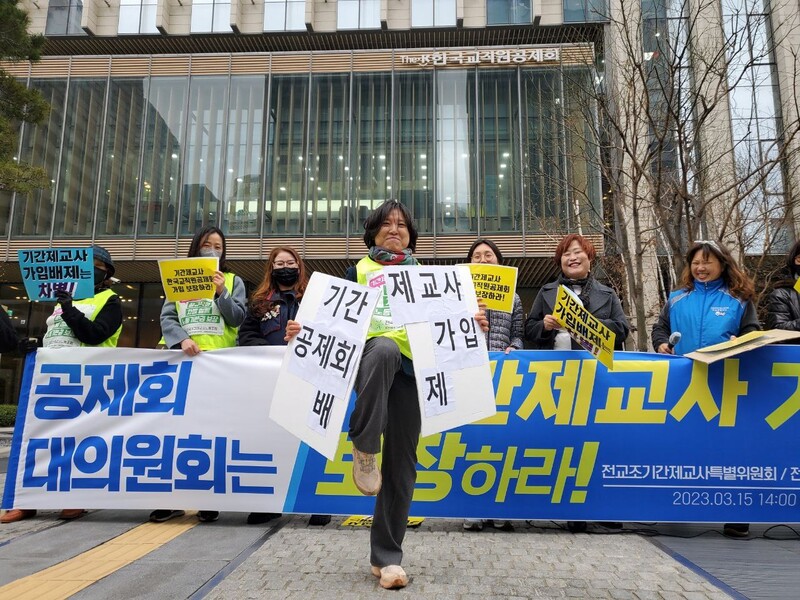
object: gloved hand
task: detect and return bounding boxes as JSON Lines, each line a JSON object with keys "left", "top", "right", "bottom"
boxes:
{"left": 18, "top": 337, "right": 39, "bottom": 354}
{"left": 54, "top": 290, "right": 73, "bottom": 308}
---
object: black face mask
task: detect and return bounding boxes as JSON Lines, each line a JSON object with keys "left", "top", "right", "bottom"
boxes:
{"left": 272, "top": 268, "right": 299, "bottom": 287}
{"left": 94, "top": 267, "right": 108, "bottom": 286}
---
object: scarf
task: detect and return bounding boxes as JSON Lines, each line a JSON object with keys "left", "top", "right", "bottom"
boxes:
{"left": 557, "top": 273, "right": 594, "bottom": 312}
{"left": 368, "top": 246, "right": 418, "bottom": 266}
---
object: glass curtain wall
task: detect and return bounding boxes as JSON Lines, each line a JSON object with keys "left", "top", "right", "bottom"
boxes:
{"left": 5, "top": 61, "right": 601, "bottom": 241}
{"left": 12, "top": 80, "right": 67, "bottom": 237}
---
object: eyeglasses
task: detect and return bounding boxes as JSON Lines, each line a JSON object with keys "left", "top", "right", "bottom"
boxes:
{"left": 273, "top": 260, "right": 298, "bottom": 268}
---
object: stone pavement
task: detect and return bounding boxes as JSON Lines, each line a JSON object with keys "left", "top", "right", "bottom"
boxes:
{"left": 203, "top": 517, "right": 734, "bottom": 600}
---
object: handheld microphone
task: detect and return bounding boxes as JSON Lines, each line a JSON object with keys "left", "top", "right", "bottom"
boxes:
{"left": 668, "top": 331, "right": 681, "bottom": 350}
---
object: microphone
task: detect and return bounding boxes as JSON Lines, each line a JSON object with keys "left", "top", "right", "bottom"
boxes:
{"left": 668, "top": 332, "right": 681, "bottom": 350}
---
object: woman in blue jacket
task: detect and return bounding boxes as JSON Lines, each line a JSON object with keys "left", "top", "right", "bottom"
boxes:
{"left": 652, "top": 240, "right": 759, "bottom": 539}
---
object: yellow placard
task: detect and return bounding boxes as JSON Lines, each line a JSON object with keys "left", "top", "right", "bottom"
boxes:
{"left": 552, "top": 285, "right": 616, "bottom": 370}
{"left": 694, "top": 330, "right": 767, "bottom": 353}
{"left": 340, "top": 515, "right": 424, "bottom": 527}
{"left": 467, "top": 264, "right": 518, "bottom": 312}
{"left": 158, "top": 257, "right": 218, "bottom": 302}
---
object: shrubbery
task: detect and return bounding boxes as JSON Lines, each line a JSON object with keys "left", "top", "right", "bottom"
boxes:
{"left": 0, "top": 404, "right": 18, "bottom": 427}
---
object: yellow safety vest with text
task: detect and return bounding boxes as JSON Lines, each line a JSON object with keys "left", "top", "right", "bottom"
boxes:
{"left": 176, "top": 271, "right": 239, "bottom": 351}
{"left": 43, "top": 288, "right": 122, "bottom": 348}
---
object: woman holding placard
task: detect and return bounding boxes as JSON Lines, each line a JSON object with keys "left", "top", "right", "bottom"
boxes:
{"left": 652, "top": 239, "right": 759, "bottom": 538}
{"left": 152, "top": 226, "right": 246, "bottom": 525}
{"left": 237, "top": 246, "right": 330, "bottom": 527}
{"left": 463, "top": 238, "right": 523, "bottom": 533}
{"left": 525, "top": 234, "right": 629, "bottom": 351}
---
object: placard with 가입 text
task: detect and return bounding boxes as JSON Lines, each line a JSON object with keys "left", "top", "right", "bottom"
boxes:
{"left": 158, "top": 257, "right": 219, "bottom": 302}
{"left": 18, "top": 247, "right": 95, "bottom": 301}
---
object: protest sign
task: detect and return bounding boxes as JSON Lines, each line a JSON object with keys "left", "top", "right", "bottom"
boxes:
{"left": 270, "top": 273, "right": 380, "bottom": 460}
{"left": 158, "top": 257, "right": 218, "bottom": 302}
{"left": 553, "top": 285, "right": 616, "bottom": 369}
{"left": 18, "top": 248, "right": 94, "bottom": 301}
{"left": 685, "top": 329, "right": 800, "bottom": 363}
{"left": 466, "top": 264, "right": 517, "bottom": 313}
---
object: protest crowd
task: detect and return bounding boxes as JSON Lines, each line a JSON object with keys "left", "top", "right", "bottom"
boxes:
{"left": 2, "top": 200, "right": 800, "bottom": 590}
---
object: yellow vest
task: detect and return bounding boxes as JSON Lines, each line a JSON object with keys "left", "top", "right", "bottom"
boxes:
{"left": 356, "top": 256, "right": 412, "bottom": 359}
{"left": 176, "top": 272, "right": 239, "bottom": 351}
{"left": 43, "top": 288, "right": 122, "bottom": 348}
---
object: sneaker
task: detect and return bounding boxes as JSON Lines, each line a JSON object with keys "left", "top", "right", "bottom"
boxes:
{"left": 723, "top": 523, "right": 750, "bottom": 538}
{"left": 149, "top": 509, "right": 185, "bottom": 523}
{"left": 308, "top": 514, "right": 331, "bottom": 526}
{"left": 352, "top": 446, "right": 381, "bottom": 496}
{"left": 1, "top": 509, "right": 37, "bottom": 524}
{"left": 58, "top": 509, "right": 86, "bottom": 520}
{"left": 371, "top": 565, "right": 408, "bottom": 589}
{"left": 489, "top": 519, "right": 514, "bottom": 531}
{"left": 463, "top": 519, "right": 484, "bottom": 531}
{"left": 247, "top": 512, "right": 282, "bottom": 525}
{"left": 198, "top": 511, "right": 219, "bottom": 522}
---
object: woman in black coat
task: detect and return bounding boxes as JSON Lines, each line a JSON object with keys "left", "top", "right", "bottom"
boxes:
{"left": 767, "top": 240, "right": 800, "bottom": 331}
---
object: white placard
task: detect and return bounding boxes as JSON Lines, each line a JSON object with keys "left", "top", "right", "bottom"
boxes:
{"left": 382, "top": 265, "right": 469, "bottom": 325}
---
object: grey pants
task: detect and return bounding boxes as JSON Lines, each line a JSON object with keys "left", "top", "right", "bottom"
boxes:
{"left": 350, "top": 336, "right": 421, "bottom": 568}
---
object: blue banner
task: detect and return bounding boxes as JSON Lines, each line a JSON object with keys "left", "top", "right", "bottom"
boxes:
{"left": 5, "top": 347, "right": 799, "bottom": 522}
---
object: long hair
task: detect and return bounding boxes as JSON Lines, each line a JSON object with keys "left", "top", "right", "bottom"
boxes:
{"left": 187, "top": 226, "right": 229, "bottom": 272}
{"left": 553, "top": 234, "right": 596, "bottom": 269}
{"left": 680, "top": 241, "right": 755, "bottom": 301}
{"left": 466, "top": 238, "right": 504, "bottom": 264}
{"left": 250, "top": 246, "right": 307, "bottom": 317}
{"left": 362, "top": 200, "right": 418, "bottom": 251}
{"left": 785, "top": 240, "right": 800, "bottom": 276}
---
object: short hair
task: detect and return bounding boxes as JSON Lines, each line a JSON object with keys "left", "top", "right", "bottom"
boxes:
{"left": 188, "top": 226, "right": 229, "bottom": 271}
{"left": 362, "top": 200, "right": 418, "bottom": 251}
{"left": 786, "top": 240, "right": 800, "bottom": 275}
{"left": 553, "top": 234, "right": 596, "bottom": 267}
{"left": 466, "top": 238, "right": 504, "bottom": 264}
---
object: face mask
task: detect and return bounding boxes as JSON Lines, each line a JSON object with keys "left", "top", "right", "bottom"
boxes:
{"left": 94, "top": 267, "right": 108, "bottom": 286}
{"left": 199, "top": 248, "right": 222, "bottom": 259}
{"left": 272, "top": 268, "right": 300, "bottom": 287}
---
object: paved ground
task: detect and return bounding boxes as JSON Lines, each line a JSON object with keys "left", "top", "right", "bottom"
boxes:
{"left": 1, "top": 429, "right": 798, "bottom": 599}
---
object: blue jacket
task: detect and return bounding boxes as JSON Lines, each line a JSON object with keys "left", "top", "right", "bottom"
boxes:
{"left": 651, "top": 278, "right": 760, "bottom": 355}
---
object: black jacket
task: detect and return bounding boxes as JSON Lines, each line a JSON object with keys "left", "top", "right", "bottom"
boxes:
{"left": 238, "top": 289, "right": 300, "bottom": 347}
{"left": 58, "top": 292, "right": 123, "bottom": 346}
{"left": 0, "top": 307, "right": 18, "bottom": 353}
{"left": 525, "top": 278, "right": 630, "bottom": 350}
{"left": 766, "top": 282, "right": 800, "bottom": 331}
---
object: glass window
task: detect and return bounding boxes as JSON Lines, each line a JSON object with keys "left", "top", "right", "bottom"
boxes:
{"left": 139, "top": 77, "right": 188, "bottom": 236}
{"left": 265, "top": 75, "right": 309, "bottom": 234}
{"left": 52, "top": 79, "right": 107, "bottom": 238}
{"left": 191, "top": 0, "right": 231, "bottom": 33}
{"left": 412, "top": 0, "right": 456, "bottom": 27}
{"left": 221, "top": 76, "right": 266, "bottom": 236}
{"left": 563, "top": 0, "right": 608, "bottom": 23}
{"left": 306, "top": 73, "right": 350, "bottom": 236}
{"left": 182, "top": 76, "right": 228, "bottom": 234}
{"left": 12, "top": 80, "right": 67, "bottom": 237}
{"left": 45, "top": 0, "right": 85, "bottom": 36}
{"left": 337, "top": 0, "right": 380, "bottom": 29}
{"left": 436, "top": 70, "right": 474, "bottom": 233}
{"left": 264, "top": 0, "right": 305, "bottom": 31}
{"left": 395, "top": 71, "right": 434, "bottom": 234}
{"left": 352, "top": 72, "right": 392, "bottom": 229}
{"left": 96, "top": 78, "right": 148, "bottom": 238}
{"left": 118, "top": 0, "right": 158, "bottom": 35}
{"left": 487, "top": 0, "right": 532, "bottom": 25}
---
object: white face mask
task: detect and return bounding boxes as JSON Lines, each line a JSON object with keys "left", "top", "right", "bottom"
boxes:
{"left": 199, "top": 248, "right": 222, "bottom": 259}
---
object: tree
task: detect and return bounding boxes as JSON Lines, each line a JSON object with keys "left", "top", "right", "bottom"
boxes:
{"left": 541, "top": 0, "right": 800, "bottom": 349}
{"left": 0, "top": 0, "right": 49, "bottom": 193}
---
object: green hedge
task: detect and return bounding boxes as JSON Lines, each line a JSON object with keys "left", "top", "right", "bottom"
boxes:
{"left": 0, "top": 404, "right": 18, "bottom": 428}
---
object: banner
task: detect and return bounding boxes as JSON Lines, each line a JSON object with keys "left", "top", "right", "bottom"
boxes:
{"left": 18, "top": 247, "right": 95, "bottom": 301}
{"left": 466, "top": 264, "right": 517, "bottom": 313}
{"left": 5, "top": 346, "right": 800, "bottom": 523}
{"left": 553, "top": 284, "right": 616, "bottom": 369}
{"left": 157, "top": 257, "right": 219, "bottom": 302}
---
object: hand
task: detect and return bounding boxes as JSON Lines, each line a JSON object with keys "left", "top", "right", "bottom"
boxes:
{"left": 504, "top": 346, "right": 514, "bottom": 354}
{"left": 54, "top": 290, "right": 73, "bottom": 308}
{"left": 18, "top": 338, "right": 39, "bottom": 354}
{"left": 656, "top": 343, "right": 674, "bottom": 355}
{"left": 284, "top": 320, "right": 301, "bottom": 342}
{"left": 474, "top": 302, "right": 489, "bottom": 333}
{"left": 542, "top": 314, "right": 560, "bottom": 331}
{"left": 180, "top": 338, "right": 202, "bottom": 356}
{"left": 212, "top": 271, "right": 226, "bottom": 296}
